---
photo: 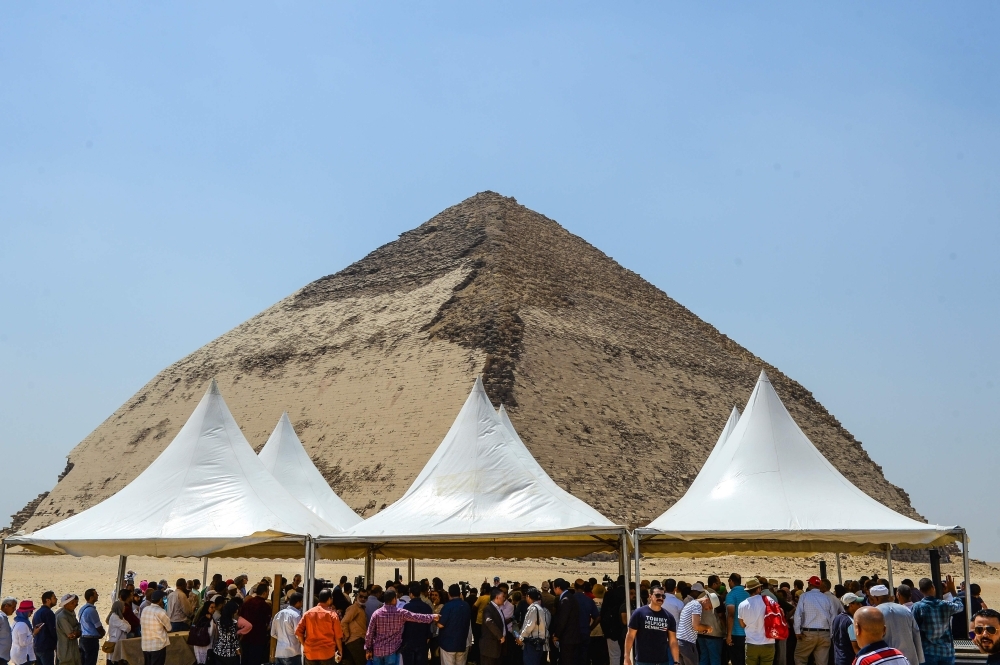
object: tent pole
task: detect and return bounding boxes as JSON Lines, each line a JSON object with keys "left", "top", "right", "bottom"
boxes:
{"left": 303, "top": 537, "right": 313, "bottom": 608}
{"left": 836, "top": 553, "right": 842, "bottom": 586}
{"left": 113, "top": 555, "right": 128, "bottom": 599}
{"left": 963, "top": 529, "right": 972, "bottom": 632}
{"left": 620, "top": 531, "right": 632, "bottom": 620}
{"left": 632, "top": 531, "right": 642, "bottom": 606}
{"left": 886, "top": 545, "right": 893, "bottom": 590}
{"left": 0, "top": 541, "right": 6, "bottom": 596}
{"left": 407, "top": 558, "right": 415, "bottom": 583}
{"left": 203, "top": 557, "right": 209, "bottom": 592}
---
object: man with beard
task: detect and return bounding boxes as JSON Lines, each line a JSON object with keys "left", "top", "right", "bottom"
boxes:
{"left": 973, "top": 609, "right": 1000, "bottom": 665}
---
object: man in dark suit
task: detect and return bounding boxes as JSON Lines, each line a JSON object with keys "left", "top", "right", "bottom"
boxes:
{"left": 481, "top": 588, "right": 508, "bottom": 665}
{"left": 401, "top": 582, "right": 434, "bottom": 665}
{"left": 551, "top": 579, "right": 582, "bottom": 665}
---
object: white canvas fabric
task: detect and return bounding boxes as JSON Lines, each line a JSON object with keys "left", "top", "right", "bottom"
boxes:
{"left": 258, "top": 413, "right": 362, "bottom": 530}
{"left": 638, "top": 371, "right": 958, "bottom": 556}
{"left": 319, "top": 378, "right": 622, "bottom": 559}
{"left": 9, "top": 380, "right": 338, "bottom": 557}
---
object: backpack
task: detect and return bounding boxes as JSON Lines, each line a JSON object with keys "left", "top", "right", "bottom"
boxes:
{"left": 762, "top": 595, "right": 789, "bottom": 640}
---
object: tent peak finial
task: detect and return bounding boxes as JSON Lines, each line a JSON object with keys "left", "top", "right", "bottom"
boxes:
{"left": 208, "top": 378, "right": 220, "bottom": 394}
{"left": 758, "top": 369, "right": 770, "bottom": 383}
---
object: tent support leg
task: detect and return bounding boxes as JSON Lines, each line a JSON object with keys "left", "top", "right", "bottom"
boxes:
{"left": 886, "top": 545, "right": 893, "bottom": 590}
{"left": 0, "top": 541, "right": 6, "bottom": 597}
{"left": 114, "top": 555, "right": 128, "bottom": 599}
{"left": 303, "top": 537, "right": 314, "bottom": 608}
{"left": 203, "top": 557, "right": 209, "bottom": 591}
{"left": 963, "top": 529, "right": 972, "bottom": 632}
{"left": 365, "top": 548, "right": 375, "bottom": 589}
{"left": 620, "top": 531, "right": 632, "bottom": 620}
{"left": 632, "top": 531, "right": 641, "bottom": 606}
{"left": 407, "top": 558, "right": 415, "bottom": 583}
{"left": 836, "top": 553, "right": 842, "bottom": 586}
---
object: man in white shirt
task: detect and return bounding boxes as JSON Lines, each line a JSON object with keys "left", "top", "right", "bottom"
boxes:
{"left": 738, "top": 579, "right": 775, "bottom": 665}
{"left": 271, "top": 593, "right": 304, "bottom": 665}
{"left": 793, "top": 576, "right": 839, "bottom": 665}
{"left": 661, "top": 580, "right": 685, "bottom": 625}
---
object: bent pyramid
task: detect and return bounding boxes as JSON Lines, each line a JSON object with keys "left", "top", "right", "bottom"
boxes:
{"left": 17, "top": 192, "right": 923, "bottom": 532}
{"left": 259, "top": 413, "right": 363, "bottom": 530}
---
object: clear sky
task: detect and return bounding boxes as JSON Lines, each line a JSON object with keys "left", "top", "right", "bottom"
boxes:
{"left": 2, "top": 3, "right": 998, "bottom": 559}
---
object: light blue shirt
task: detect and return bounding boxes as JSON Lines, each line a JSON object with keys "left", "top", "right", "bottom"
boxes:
{"left": 79, "top": 603, "right": 104, "bottom": 638}
{"left": 726, "top": 586, "right": 749, "bottom": 637}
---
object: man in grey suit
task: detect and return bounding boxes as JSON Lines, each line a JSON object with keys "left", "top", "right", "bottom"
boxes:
{"left": 482, "top": 588, "right": 508, "bottom": 665}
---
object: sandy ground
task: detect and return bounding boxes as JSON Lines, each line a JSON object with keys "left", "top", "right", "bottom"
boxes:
{"left": 2, "top": 550, "right": 997, "bottom": 621}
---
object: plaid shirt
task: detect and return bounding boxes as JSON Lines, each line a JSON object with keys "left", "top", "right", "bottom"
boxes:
{"left": 364, "top": 604, "right": 435, "bottom": 657}
{"left": 139, "top": 604, "right": 172, "bottom": 652}
{"left": 911, "top": 595, "right": 964, "bottom": 660}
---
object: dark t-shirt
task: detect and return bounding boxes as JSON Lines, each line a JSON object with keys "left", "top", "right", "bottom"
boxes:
{"left": 628, "top": 606, "right": 676, "bottom": 664}
{"left": 831, "top": 612, "right": 855, "bottom": 665}
{"left": 439, "top": 598, "right": 472, "bottom": 653}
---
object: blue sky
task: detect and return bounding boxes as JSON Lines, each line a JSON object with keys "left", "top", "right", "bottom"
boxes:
{"left": 2, "top": 3, "right": 998, "bottom": 559}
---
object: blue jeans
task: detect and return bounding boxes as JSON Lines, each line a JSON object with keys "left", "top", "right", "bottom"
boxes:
{"left": 698, "top": 637, "right": 723, "bottom": 665}
{"left": 374, "top": 655, "right": 400, "bottom": 665}
{"left": 922, "top": 657, "right": 954, "bottom": 665}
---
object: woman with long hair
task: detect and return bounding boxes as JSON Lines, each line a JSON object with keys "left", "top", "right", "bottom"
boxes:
{"left": 105, "top": 595, "right": 132, "bottom": 665}
{"left": 188, "top": 596, "right": 216, "bottom": 665}
{"left": 213, "top": 600, "right": 242, "bottom": 665}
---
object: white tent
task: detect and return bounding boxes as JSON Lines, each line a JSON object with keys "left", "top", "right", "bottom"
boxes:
{"left": 258, "top": 413, "right": 362, "bottom": 530}
{"left": 636, "top": 371, "right": 960, "bottom": 557}
{"left": 318, "top": 377, "right": 624, "bottom": 559}
{"left": 7, "top": 380, "right": 338, "bottom": 558}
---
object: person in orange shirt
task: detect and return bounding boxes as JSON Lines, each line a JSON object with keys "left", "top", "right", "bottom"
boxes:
{"left": 296, "top": 590, "right": 344, "bottom": 665}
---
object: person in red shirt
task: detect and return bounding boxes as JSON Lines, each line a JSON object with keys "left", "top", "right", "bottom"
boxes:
{"left": 296, "top": 590, "right": 344, "bottom": 665}
{"left": 240, "top": 584, "right": 274, "bottom": 665}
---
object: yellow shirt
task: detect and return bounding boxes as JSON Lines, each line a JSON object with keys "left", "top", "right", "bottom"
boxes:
{"left": 475, "top": 595, "right": 491, "bottom": 624}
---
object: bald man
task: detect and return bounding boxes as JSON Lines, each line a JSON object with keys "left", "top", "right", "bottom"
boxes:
{"left": 850, "top": 608, "right": 910, "bottom": 665}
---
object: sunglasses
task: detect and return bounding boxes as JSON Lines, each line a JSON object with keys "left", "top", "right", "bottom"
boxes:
{"left": 975, "top": 626, "right": 998, "bottom": 636}
{"left": 651, "top": 593, "right": 666, "bottom": 599}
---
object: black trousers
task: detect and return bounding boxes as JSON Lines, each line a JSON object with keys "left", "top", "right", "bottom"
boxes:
{"left": 241, "top": 643, "right": 269, "bottom": 665}
{"left": 559, "top": 643, "right": 578, "bottom": 665}
{"left": 729, "top": 638, "right": 746, "bottom": 665}
{"left": 144, "top": 648, "right": 167, "bottom": 665}
{"left": 402, "top": 646, "right": 430, "bottom": 665}
{"left": 80, "top": 636, "right": 101, "bottom": 665}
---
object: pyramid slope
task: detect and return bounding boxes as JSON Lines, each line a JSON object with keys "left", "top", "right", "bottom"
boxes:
{"left": 258, "top": 413, "right": 362, "bottom": 530}
{"left": 18, "top": 192, "right": 922, "bottom": 533}
{"left": 640, "top": 372, "right": 956, "bottom": 555}
{"left": 324, "top": 379, "right": 619, "bottom": 557}
{"left": 10, "top": 382, "right": 337, "bottom": 557}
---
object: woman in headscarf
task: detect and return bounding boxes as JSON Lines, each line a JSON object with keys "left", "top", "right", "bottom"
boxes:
{"left": 11, "top": 600, "right": 37, "bottom": 665}
{"left": 106, "top": 595, "right": 133, "bottom": 665}
{"left": 115, "top": 590, "right": 139, "bottom": 638}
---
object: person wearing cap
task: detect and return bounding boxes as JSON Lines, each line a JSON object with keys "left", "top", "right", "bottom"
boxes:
{"left": 55, "top": 594, "right": 82, "bottom": 665}
{"left": 623, "top": 581, "right": 679, "bottom": 665}
{"left": 1, "top": 597, "right": 15, "bottom": 665}
{"left": 738, "top": 579, "right": 774, "bottom": 665}
{"left": 793, "top": 576, "right": 839, "bottom": 665}
{"left": 868, "top": 587, "right": 922, "bottom": 665}
{"left": 832, "top": 594, "right": 864, "bottom": 665}
{"left": 682, "top": 589, "right": 723, "bottom": 665}
{"left": 727, "top": 574, "right": 750, "bottom": 665}
{"left": 10, "top": 600, "right": 37, "bottom": 665}
{"left": 140, "top": 590, "right": 173, "bottom": 665}
{"left": 32, "top": 592, "right": 58, "bottom": 665}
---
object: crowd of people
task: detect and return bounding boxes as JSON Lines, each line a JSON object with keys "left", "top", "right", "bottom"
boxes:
{"left": 1, "top": 568, "right": 997, "bottom": 665}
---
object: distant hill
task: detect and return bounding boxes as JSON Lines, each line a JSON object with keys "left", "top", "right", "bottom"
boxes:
{"left": 16, "top": 191, "right": 921, "bottom": 533}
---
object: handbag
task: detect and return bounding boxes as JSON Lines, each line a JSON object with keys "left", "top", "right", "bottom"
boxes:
{"left": 101, "top": 641, "right": 117, "bottom": 654}
{"left": 187, "top": 624, "right": 212, "bottom": 647}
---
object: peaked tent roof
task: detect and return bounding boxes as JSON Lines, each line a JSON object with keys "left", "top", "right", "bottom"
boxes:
{"left": 258, "top": 413, "right": 362, "bottom": 530}
{"left": 638, "top": 371, "right": 959, "bottom": 557}
{"left": 319, "top": 378, "right": 623, "bottom": 559}
{"left": 9, "top": 381, "right": 338, "bottom": 558}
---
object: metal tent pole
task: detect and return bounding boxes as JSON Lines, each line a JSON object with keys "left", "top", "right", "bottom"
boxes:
{"left": 886, "top": 545, "right": 894, "bottom": 590}
{"left": 407, "top": 558, "right": 415, "bottom": 583}
{"left": 963, "top": 529, "right": 972, "bottom": 631}
{"left": 836, "top": 554, "right": 843, "bottom": 586}
{"left": 202, "top": 557, "right": 209, "bottom": 592}
{"left": 303, "top": 537, "right": 314, "bottom": 608}
{"left": 0, "top": 541, "right": 6, "bottom": 596}
{"left": 365, "top": 547, "right": 375, "bottom": 589}
{"left": 114, "top": 555, "right": 128, "bottom": 598}
{"left": 620, "top": 531, "right": 632, "bottom": 619}
{"left": 632, "top": 531, "right": 642, "bottom": 606}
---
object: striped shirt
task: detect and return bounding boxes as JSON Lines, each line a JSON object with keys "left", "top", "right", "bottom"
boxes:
{"left": 853, "top": 641, "right": 910, "bottom": 665}
{"left": 139, "top": 605, "right": 172, "bottom": 652}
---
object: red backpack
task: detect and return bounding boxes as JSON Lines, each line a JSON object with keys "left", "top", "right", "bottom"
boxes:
{"left": 762, "top": 595, "right": 789, "bottom": 640}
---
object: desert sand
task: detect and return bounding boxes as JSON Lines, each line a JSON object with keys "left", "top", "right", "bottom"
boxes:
{"left": 2, "top": 551, "right": 996, "bottom": 622}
